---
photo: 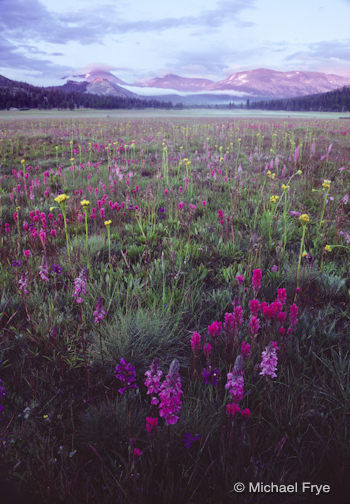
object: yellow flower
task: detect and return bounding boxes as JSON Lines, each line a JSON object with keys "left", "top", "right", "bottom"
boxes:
{"left": 270, "top": 195, "right": 279, "bottom": 204}
{"left": 302, "top": 251, "right": 308, "bottom": 257}
{"left": 70, "top": 157, "right": 75, "bottom": 162}
{"left": 54, "top": 194, "right": 69, "bottom": 204}
{"left": 271, "top": 173, "right": 276, "bottom": 180}
{"left": 297, "top": 170, "right": 302, "bottom": 175}
{"left": 299, "top": 214, "right": 310, "bottom": 223}
{"left": 104, "top": 220, "right": 112, "bottom": 227}
{"left": 322, "top": 179, "right": 331, "bottom": 189}
{"left": 21, "top": 159, "right": 25, "bottom": 165}
{"left": 80, "top": 199, "right": 90, "bottom": 207}
{"left": 324, "top": 245, "right": 332, "bottom": 252}
{"left": 266, "top": 170, "right": 271, "bottom": 177}
{"left": 281, "top": 184, "right": 290, "bottom": 191}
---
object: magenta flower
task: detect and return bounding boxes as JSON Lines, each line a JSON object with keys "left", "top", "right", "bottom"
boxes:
{"left": 208, "top": 321, "right": 222, "bottom": 339}
{"left": 191, "top": 331, "right": 201, "bottom": 354}
{"left": 236, "top": 274, "right": 245, "bottom": 285}
{"left": 241, "top": 408, "right": 251, "bottom": 418}
{"left": 241, "top": 341, "right": 251, "bottom": 358}
{"left": 24, "top": 249, "right": 31, "bottom": 258}
{"left": 234, "top": 305, "right": 244, "bottom": 328}
{"left": 259, "top": 342, "right": 278, "bottom": 379}
{"left": 203, "top": 342, "right": 212, "bottom": 357}
{"left": 226, "top": 403, "right": 241, "bottom": 417}
{"left": 289, "top": 304, "right": 298, "bottom": 328}
{"left": 252, "top": 268, "right": 262, "bottom": 294}
{"left": 146, "top": 416, "right": 158, "bottom": 433}
{"left": 249, "top": 299, "right": 260, "bottom": 316}
{"left": 145, "top": 359, "right": 163, "bottom": 405}
{"left": 159, "top": 359, "right": 182, "bottom": 425}
{"left": 249, "top": 315, "right": 260, "bottom": 337}
{"left": 277, "top": 288, "right": 287, "bottom": 305}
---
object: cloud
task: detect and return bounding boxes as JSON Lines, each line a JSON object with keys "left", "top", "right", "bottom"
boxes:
{"left": 285, "top": 39, "right": 350, "bottom": 72}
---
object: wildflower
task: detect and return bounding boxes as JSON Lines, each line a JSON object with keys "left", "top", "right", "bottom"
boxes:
{"left": 236, "top": 274, "right": 245, "bottom": 285}
{"left": 297, "top": 170, "right": 302, "bottom": 175}
{"left": 133, "top": 448, "right": 142, "bottom": 458}
{"left": 270, "top": 195, "right": 279, "bottom": 204}
{"left": 39, "top": 259, "right": 49, "bottom": 282}
{"left": 72, "top": 267, "right": 88, "bottom": 304}
{"left": 203, "top": 342, "right": 212, "bottom": 357}
{"left": 159, "top": 359, "right": 182, "bottom": 425}
{"left": 202, "top": 367, "right": 220, "bottom": 386}
{"left": 226, "top": 403, "right": 241, "bottom": 417}
{"left": 93, "top": 297, "right": 106, "bottom": 324}
{"left": 260, "top": 342, "right": 278, "bottom": 378}
{"left": 299, "top": 214, "right": 310, "bottom": 224}
{"left": 241, "top": 408, "right": 251, "bottom": 418}
{"left": 178, "top": 201, "right": 185, "bottom": 210}
{"left": 183, "top": 433, "right": 200, "bottom": 449}
{"left": 208, "top": 321, "right": 222, "bottom": 339}
{"left": 252, "top": 268, "right": 262, "bottom": 294}
{"left": 145, "top": 359, "right": 163, "bottom": 405}
{"left": 225, "top": 356, "right": 244, "bottom": 402}
{"left": 281, "top": 184, "right": 289, "bottom": 191}
{"left": 12, "top": 260, "right": 21, "bottom": 267}
{"left": 146, "top": 417, "right": 158, "bottom": 433}
{"left": 289, "top": 303, "right": 298, "bottom": 328}
{"left": 249, "top": 299, "right": 260, "bottom": 316}
{"left": 51, "top": 264, "right": 62, "bottom": 275}
{"left": 324, "top": 245, "right": 332, "bottom": 252}
{"left": 54, "top": 194, "right": 69, "bottom": 205}
{"left": 322, "top": 179, "right": 331, "bottom": 190}
{"left": 241, "top": 341, "right": 251, "bottom": 358}
{"left": 115, "top": 358, "right": 138, "bottom": 395}
{"left": 104, "top": 219, "right": 112, "bottom": 227}
{"left": 234, "top": 305, "right": 244, "bottom": 328}
{"left": 80, "top": 199, "right": 90, "bottom": 207}
{"left": 191, "top": 331, "right": 201, "bottom": 354}
{"left": 271, "top": 264, "right": 278, "bottom": 272}
{"left": 18, "top": 272, "right": 29, "bottom": 294}
{"left": 249, "top": 315, "right": 260, "bottom": 336}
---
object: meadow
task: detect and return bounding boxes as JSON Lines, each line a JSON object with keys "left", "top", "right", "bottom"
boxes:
{"left": 0, "top": 112, "right": 349, "bottom": 503}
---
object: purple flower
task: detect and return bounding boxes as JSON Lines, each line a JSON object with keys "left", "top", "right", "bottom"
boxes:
{"left": 51, "top": 264, "right": 62, "bottom": 275}
{"left": 39, "top": 259, "right": 49, "bottom": 282}
{"left": 18, "top": 272, "right": 29, "bottom": 294}
{"left": 11, "top": 260, "right": 21, "bottom": 267}
{"left": 159, "top": 359, "right": 182, "bottom": 425}
{"left": 183, "top": 432, "right": 200, "bottom": 449}
{"left": 145, "top": 358, "right": 163, "bottom": 405}
{"left": 115, "top": 358, "right": 138, "bottom": 395}
{"left": 73, "top": 267, "right": 88, "bottom": 304}
{"left": 260, "top": 342, "right": 278, "bottom": 379}
{"left": 93, "top": 297, "right": 106, "bottom": 324}
{"left": 202, "top": 366, "right": 220, "bottom": 386}
{"left": 225, "top": 355, "right": 244, "bottom": 402}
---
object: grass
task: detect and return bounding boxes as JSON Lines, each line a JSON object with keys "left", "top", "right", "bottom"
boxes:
{"left": 0, "top": 113, "right": 349, "bottom": 503}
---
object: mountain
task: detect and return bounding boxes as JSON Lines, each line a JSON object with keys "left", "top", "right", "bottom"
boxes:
{"left": 138, "top": 74, "right": 215, "bottom": 92}
{"left": 0, "top": 74, "right": 171, "bottom": 110}
{"left": 62, "top": 70, "right": 134, "bottom": 98}
{"left": 249, "top": 85, "right": 350, "bottom": 112}
{"left": 211, "top": 69, "right": 350, "bottom": 98}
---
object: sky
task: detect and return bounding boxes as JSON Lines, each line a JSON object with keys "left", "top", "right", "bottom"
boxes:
{"left": 1, "top": 0, "right": 350, "bottom": 86}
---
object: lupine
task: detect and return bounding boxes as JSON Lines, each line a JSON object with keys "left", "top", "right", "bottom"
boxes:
{"left": 159, "top": 359, "right": 182, "bottom": 425}
{"left": 145, "top": 359, "right": 163, "bottom": 405}
{"left": 73, "top": 267, "right": 88, "bottom": 304}
{"left": 93, "top": 297, "right": 106, "bottom": 324}
{"left": 18, "top": 272, "right": 29, "bottom": 294}
{"left": 225, "top": 355, "right": 244, "bottom": 402}
{"left": 260, "top": 342, "right": 278, "bottom": 378}
{"left": 39, "top": 261, "right": 49, "bottom": 282}
{"left": 202, "top": 367, "right": 220, "bottom": 386}
{"left": 115, "top": 358, "right": 138, "bottom": 395}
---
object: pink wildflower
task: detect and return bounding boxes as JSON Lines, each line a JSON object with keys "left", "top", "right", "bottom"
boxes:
{"left": 24, "top": 249, "right": 31, "bottom": 258}
{"left": 289, "top": 304, "right": 298, "bottom": 328}
{"left": 145, "top": 359, "right": 163, "bottom": 406}
{"left": 73, "top": 267, "right": 88, "bottom": 304}
{"left": 226, "top": 403, "right": 241, "bottom": 417}
{"left": 236, "top": 274, "right": 245, "bottom": 285}
{"left": 259, "top": 342, "right": 278, "bottom": 379}
{"left": 252, "top": 268, "right": 262, "bottom": 294}
{"left": 225, "top": 356, "right": 244, "bottom": 402}
{"left": 208, "top": 321, "right": 222, "bottom": 339}
{"left": 240, "top": 408, "right": 251, "bottom": 418}
{"left": 159, "top": 359, "right": 182, "bottom": 425}
{"left": 241, "top": 341, "right": 251, "bottom": 358}
{"left": 93, "top": 297, "right": 106, "bottom": 324}
{"left": 146, "top": 417, "right": 158, "bottom": 433}
{"left": 249, "top": 299, "right": 260, "bottom": 316}
{"left": 277, "top": 288, "right": 287, "bottom": 305}
{"left": 191, "top": 331, "right": 201, "bottom": 354}
{"left": 249, "top": 315, "right": 260, "bottom": 337}
{"left": 203, "top": 342, "right": 212, "bottom": 357}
